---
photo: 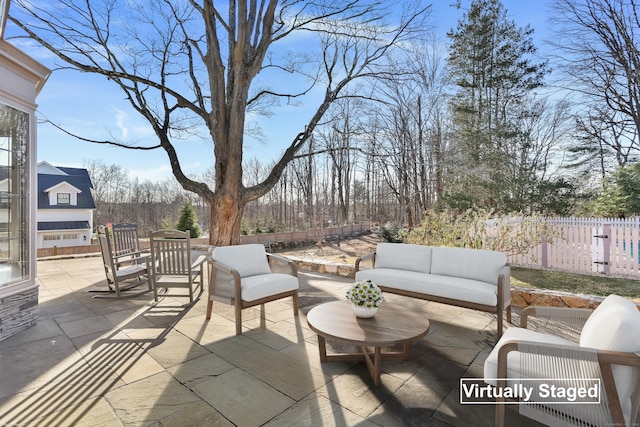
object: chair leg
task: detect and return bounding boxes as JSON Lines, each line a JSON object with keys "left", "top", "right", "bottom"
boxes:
{"left": 506, "top": 305, "right": 512, "bottom": 324}
{"left": 495, "top": 400, "right": 505, "bottom": 427}
{"left": 113, "top": 281, "right": 122, "bottom": 297}
{"left": 206, "top": 299, "right": 213, "bottom": 320}
{"left": 292, "top": 292, "right": 299, "bottom": 315}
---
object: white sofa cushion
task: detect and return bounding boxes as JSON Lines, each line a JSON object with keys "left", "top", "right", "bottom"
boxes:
{"left": 375, "top": 243, "right": 432, "bottom": 274}
{"left": 355, "top": 268, "right": 498, "bottom": 306}
{"left": 579, "top": 294, "right": 640, "bottom": 423}
{"left": 484, "top": 327, "right": 578, "bottom": 386}
{"left": 214, "top": 273, "right": 298, "bottom": 302}
{"left": 430, "top": 247, "right": 506, "bottom": 285}
{"left": 212, "top": 244, "right": 271, "bottom": 277}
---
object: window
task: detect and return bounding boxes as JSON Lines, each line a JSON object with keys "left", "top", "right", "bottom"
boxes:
{"left": 43, "top": 235, "right": 61, "bottom": 241}
{"left": 57, "top": 193, "right": 70, "bottom": 205}
{"left": 0, "top": 103, "right": 30, "bottom": 285}
{"left": 63, "top": 233, "right": 79, "bottom": 240}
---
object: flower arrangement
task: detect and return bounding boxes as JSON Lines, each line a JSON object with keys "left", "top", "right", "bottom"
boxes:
{"left": 346, "top": 279, "right": 383, "bottom": 308}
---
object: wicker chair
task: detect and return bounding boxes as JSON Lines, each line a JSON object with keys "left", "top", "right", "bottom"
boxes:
{"left": 207, "top": 244, "right": 299, "bottom": 335}
{"left": 484, "top": 294, "right": 640, "bottom": 427}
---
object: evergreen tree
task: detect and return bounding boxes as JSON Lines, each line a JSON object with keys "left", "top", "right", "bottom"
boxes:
{"left": 176, "top": 200, "right": 202, "bottom": 238}
{"left": 446, "top": 0, "right": 549, "bottom": 211}
{"left": 593, "top": 163, "right": 640, "bottom": 218}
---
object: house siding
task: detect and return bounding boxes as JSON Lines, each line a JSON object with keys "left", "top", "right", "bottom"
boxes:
{"left": 38, "top": 208, "right": 93, "bottom": 248}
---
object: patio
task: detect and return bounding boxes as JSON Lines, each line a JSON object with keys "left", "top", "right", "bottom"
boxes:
{"left": 0, "top": 255, "right": 542, "bottom": 426}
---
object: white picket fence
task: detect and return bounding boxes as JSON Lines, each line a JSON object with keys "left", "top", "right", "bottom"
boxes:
{"left": 508, "top": 217, "right": 640, "bottom": 278}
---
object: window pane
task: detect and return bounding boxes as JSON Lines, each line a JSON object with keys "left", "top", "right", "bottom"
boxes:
{"left": 57, "top": 193, "right": 70, "bottom": 204}
{"left": 0, "top": 103, "right": 29, "bottom": 285}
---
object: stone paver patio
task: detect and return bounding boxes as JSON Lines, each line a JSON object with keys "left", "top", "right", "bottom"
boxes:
{"left": 0, "top": 256, "right": 542, "bottom": 426}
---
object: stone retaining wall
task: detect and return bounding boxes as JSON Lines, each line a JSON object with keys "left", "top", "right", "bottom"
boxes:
{"left": 287, "top": 256, "right": 628, "bottom": 310}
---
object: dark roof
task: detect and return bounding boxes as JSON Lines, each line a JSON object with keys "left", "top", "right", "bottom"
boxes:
{"left": 56, "top": 167, "right": 94, "bottom": 189}
{"left": 38, "top": 171, "right": 96, "bottom": 209}
{"left": 38, "top": 221, "right": 91, "bottom": 231}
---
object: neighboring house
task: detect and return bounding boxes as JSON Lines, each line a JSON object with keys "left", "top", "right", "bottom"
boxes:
{"left": 37, "top": 161, "right": 95, "bottom": 248}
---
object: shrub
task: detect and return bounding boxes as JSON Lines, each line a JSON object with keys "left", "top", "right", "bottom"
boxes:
{"left": 377, "top": 224, "right": 405, "bottom": 243}
{"left": 406, "top": 208, "right": 558, "bottom": 257}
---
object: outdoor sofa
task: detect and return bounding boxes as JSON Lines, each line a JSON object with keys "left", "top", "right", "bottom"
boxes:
{"left": 354, "top": 243, "right": 511, "bottom": 337}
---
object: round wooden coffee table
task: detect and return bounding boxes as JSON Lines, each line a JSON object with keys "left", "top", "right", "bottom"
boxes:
{"left": 306, "top": 300, "right": 430, "bottom": 386}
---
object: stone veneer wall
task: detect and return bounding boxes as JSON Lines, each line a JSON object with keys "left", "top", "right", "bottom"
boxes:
{"left": 0, "top": 287, "right": 39, "bottom": 342}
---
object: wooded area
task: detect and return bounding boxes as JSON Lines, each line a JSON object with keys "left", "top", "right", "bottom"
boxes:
{"left": 11, "top": 0, "right": 640, "bottom": 237}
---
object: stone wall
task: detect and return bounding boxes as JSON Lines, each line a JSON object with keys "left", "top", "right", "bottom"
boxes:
{"left": 0, "top": 287, "right": 39, "bottom": 342}
{"left": 287, "top": 257, "right": 627, "bottom": 310}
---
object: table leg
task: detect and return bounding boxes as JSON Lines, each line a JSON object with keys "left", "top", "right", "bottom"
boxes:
{"left": 317, "top": 335, "right": 328, "bottom": 362}
{"left": 372, "top": 346, "right": 382, "bottom": 386}
{"left": 402, "top": 342, "right": 412, "bottom": 359}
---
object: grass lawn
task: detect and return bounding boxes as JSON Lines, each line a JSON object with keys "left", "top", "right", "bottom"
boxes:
{"left": 511, "top": 267, "right": 640, "bottom": 299}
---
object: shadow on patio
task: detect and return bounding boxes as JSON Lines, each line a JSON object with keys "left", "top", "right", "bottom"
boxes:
{"left": 0, "top": 256, "right": 543, "bottom": 426}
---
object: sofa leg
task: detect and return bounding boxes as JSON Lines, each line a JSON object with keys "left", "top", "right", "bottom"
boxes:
{"left": 235, "top": 303, "right": 242, "bottom": 335}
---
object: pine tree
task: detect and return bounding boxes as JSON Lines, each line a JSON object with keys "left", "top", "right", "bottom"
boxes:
{"left": 446, "top": 0, "right": 549, "bottom": 211}
{"left": 176, "top": 200, "right": 202, "bottom": 238}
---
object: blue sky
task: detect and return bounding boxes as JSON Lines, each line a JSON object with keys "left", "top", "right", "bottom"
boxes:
{"left": 5, "top": 0, "right": 552, "bottom": 182}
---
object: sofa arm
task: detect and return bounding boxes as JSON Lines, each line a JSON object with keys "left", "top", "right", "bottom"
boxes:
{"left": 520, "top": 306, "right": 593, "bottom": 343}
{"left": 355, "top": 252, "right": 376, "bottom": 272}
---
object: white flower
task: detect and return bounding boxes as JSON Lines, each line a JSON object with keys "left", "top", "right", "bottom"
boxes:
{"left": 346, "top": 279, "right": 383, "bottom": 308}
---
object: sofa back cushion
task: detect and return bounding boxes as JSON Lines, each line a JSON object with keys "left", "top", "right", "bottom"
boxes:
{"left": 579, "top": 294, "right": 640, "bottom": 423}
{"left": 375, "top": 243, "right": 432, "bottom": 274}
{"left": 430, "top": 247, "right": 506, "bottom": 285}
{"left": 212, "top": 244, "right": 271, "bottom": 278}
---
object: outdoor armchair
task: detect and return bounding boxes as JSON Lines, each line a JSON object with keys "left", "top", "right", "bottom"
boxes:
{"left": 93, "top": 224, "right": 150, "bottom": 298}
{"left": 148, "top": 229, "right": 206, "bottom": 306}
{"left": 207, "top": 244, "right": 299, "bottom": 335}
{"left": 484, "top": 294, "right": 640, "bottom": 427}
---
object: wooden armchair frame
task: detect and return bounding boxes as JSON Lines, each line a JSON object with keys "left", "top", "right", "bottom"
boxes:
{"left": 92, "top": 224, "right": 150, "bottom": 298}
{"left": 111, "top": 222, "right": 149, "bottom": 265}
{"left": 148, "top": 229, "right": 206, "bottom": 306}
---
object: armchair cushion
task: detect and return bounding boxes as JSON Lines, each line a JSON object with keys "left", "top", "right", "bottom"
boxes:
{"left": 212, "top": 244, "right": 271, "bottom": 277}
{"left": 240, "top": 273, "right": 299, "bottom": 302}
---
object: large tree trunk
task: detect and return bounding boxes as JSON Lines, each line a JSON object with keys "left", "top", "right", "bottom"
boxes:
{"left": 208, "top": 192, "right": 244, "bottom": 246}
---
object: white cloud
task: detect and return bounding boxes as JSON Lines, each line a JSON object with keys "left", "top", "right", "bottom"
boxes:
{"left": 126, "top": 163, "right": 173, "bottom": 182}
{"left": 114, "top": 107, "right": 129, "bottom": 139}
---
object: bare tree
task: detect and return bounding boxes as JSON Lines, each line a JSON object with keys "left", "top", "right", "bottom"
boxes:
{"left": 551, "top": 0, "right": 640, "bottom": 167}
{"left": 10, "top": 0, "right": 430, "bottom": 245}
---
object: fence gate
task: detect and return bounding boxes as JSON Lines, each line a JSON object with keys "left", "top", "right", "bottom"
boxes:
{"left": 591, "top": 225, "right": 610, "bottom": 275}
